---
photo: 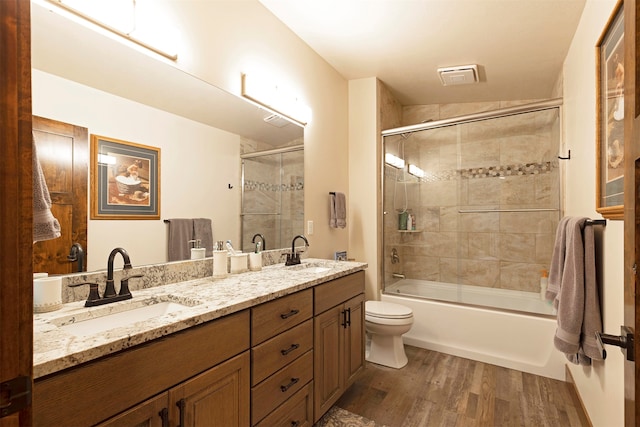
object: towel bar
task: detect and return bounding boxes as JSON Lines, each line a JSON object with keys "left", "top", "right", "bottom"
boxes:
{"left": 585, "top": 219, "right": 606, "bottom": 226}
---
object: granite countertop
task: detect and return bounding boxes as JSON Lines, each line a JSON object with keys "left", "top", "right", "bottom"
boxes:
{"left": 33, "top": 258, "right": 367, "bottom": 379}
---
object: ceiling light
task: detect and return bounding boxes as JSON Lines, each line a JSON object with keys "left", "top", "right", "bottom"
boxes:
{"left": 437, "top": 65, "right": 479, "bottom": 86}
{"left": 385, "top": 153, "right": 405, "bottom": 169}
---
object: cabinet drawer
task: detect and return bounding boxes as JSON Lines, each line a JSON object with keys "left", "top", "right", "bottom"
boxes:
{"left": 254, "top": 382, "right": 313, "bottom": 427}
{"left": 252, "top": 289, "right": 312, "bottom": 346}
{"left": 314, "top": 271, "right": 365, "bottom": 314}
{"left": 251, "top": 350, "right": 313, "bottom": 424}
{"left": 252, "top": 319, "right": 313, "bottom": 385}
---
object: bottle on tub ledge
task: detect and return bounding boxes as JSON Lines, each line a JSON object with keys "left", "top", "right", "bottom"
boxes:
{"left": 539, "top": 269, "right": 549, "bottom": 300}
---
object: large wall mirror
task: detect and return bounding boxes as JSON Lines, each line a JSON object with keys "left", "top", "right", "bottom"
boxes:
{"left": 31, "top": 2, "right": 304, "bottom": 273}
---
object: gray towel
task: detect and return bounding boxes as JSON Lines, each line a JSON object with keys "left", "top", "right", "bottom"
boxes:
{"left": 330, "top": 192, "right": 346, "bottom": 229}
{"left": 167, "top": 218, "right": 193, "bottom": 261}
{"left": 546, "top": 216, "right": 570, "bottom": 303}
{"left": 33, "top": 135, "right": 61, "bottom": 243}
{"left": 193, "top": 218, "right": 214, "bottom": 257}
{"left": 550, "top": 217, "right": 603, "bottom": 365}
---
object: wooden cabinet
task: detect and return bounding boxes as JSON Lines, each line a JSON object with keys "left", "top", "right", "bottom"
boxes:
{"left": 34, "top": 311, "right": 250, "bottom": 426}
{"left": 95, "top": 393, "right": 169, "bottom": 427}
{"left": 97, "top": 352, "right": 249, "bottom": 427}
{"left": 250, "top": 289, "right": 314, "bottom": 426}
{"left": 313, "top": 271, "right": 365, "bottom": 422}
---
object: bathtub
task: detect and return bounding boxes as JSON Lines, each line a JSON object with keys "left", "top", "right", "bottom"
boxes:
{"left": 382, "top": 279, "right": 567, "bottom": 380}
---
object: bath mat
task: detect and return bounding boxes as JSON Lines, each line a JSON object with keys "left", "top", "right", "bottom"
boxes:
{"left": 315, "top": 406, "right": 387, "bottom": 427}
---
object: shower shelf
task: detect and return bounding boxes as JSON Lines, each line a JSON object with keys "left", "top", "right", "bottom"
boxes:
{"left": 398, "top": 229, "right": 422, "bottom": 233}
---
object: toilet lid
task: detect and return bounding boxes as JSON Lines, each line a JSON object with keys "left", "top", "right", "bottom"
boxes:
{"left": 365, "top": 301, "right": 413, "bottom": 319}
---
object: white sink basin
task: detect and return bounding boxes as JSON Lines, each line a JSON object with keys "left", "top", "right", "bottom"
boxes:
{"left": 288, "top": 263, "right": 333, "bottom": 274}
{"left": 53, "top": 299, "right": 195, "bottom": 337}
{"left": 303, "top": 266, "right": 331, "bottom": 274}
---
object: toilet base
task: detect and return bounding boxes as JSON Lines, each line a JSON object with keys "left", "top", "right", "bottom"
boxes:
{"left": 366, "top": 332, "right": 408, "bottom": 369}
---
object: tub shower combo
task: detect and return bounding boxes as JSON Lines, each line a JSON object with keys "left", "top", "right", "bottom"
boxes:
{"left": 381, "top": 99, "right": 569, "bottom": 379}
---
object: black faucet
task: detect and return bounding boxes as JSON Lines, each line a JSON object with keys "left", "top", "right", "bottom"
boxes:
{"left": 252, "top": 233, "right": 266, "bottom": 251}
{"left": 69, "top": 247, "right": 142, "bottom": 307}
{"left": 285, "top": 235, "right": 309, "bottom": 266}
{"left": 105, "top": 247, "right": 132, "bottom": 298}
{"left": 67, "top": 242, "right": 85, "bottom": 272}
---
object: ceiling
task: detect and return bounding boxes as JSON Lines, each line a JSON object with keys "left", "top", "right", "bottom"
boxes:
{"left": 259, "top": 0, "right": 587, "bottom": 105}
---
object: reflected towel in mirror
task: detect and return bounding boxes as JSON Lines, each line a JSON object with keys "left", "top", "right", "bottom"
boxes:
{"left": 33, "top": 134, "right": 61, "bottom": 243}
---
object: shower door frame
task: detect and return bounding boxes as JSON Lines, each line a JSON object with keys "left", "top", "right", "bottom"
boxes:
{"left": 380, "top": 98, "right": 564, "bottom": 313}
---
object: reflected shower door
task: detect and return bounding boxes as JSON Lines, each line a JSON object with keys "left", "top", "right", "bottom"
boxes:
{"left": 241, "top": 149, "right": 304, "bottom": 251}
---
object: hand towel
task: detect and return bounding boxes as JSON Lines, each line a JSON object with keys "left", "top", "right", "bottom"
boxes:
{"left": 551, "top": 217, "right": 603, "bottom": 365}
{"left": 330, "top": 193, "right": 337, "bottom": 228}
{"left": 334, "top": 192, "right": 347, "bottom": 228}
{"left": 33, "top": 135, "right": 61, "bottom": 242}
{"left": 193, "top": 218, "right": 214, "bottom": 257}
{"left": 166, "top": 218, "right": 193, "bottom": 261}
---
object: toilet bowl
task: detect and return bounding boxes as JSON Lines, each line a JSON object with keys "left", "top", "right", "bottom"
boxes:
{"left": 365, "top": 300, "right": 414, "bottom": 369}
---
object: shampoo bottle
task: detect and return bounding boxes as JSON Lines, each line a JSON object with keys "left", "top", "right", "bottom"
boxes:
{"left": 540, "top": 269, "right": 549, "bottom": 300}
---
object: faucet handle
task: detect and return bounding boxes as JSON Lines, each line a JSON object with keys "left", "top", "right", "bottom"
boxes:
{"left": 68, "top": 282, "right": 101, "bottom": 306}
{"left": 120, "top": 274, "right": 144, "bottom": 296}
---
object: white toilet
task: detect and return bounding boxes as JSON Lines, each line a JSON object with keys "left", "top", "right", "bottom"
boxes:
{"left": 365, "top": 300, "right": 414, "bottom": 369}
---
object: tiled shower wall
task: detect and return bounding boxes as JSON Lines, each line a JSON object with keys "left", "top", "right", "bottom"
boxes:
{"left": 384, "top": 101, "right": 560, "bottom": 293}
{"left": 241, "top": 150, "right": 304, "bottom": 251}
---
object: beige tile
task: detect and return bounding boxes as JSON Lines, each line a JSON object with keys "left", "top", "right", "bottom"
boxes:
{"left": 456, "top": 259, "right": 500, "bottom": 287}
{"left": 499, "top": 262, "right": 547, "bottom": 292}
{"left": 500, "top": 175, "right": 535, "bottom": 207}
{"left": 500, "top": 211, "right": 556, "bottom": 234}
{"left": 440, "top": 101, "right": 500, "bottom": 119}
{"left": 468, "top": 178, "right": 500, "bottom": 205}
{"left": 468, "top": 232, "right": 500, "bottom": 260}
{"left": 402, "top": 104, "right": 440, "bottom": 126}
{"left": 535, "top": 233, "right": 555, "bottom": 265}
{"left": 499, "top": 233, "right": 536, "bottom": 262}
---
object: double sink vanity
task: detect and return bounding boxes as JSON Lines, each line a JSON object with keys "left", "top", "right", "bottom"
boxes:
{"left": 33, "top": 258, "right": 367, "bottom": 426}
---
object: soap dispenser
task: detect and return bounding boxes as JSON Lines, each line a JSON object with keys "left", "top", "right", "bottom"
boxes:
{"left": 189, "top": 239, "right": 205, "bottom": 260}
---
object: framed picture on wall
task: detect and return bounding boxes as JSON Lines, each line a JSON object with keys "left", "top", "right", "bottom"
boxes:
{"left": 90, "top": 135, "right": 161, "bottom": 220}
{"left": 595, "top": 0, "right": 624, "bottom": 220}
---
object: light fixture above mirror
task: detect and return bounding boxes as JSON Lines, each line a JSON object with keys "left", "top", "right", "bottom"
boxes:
{"left": 241, "top": 73, "right": 311, "bottom": 127}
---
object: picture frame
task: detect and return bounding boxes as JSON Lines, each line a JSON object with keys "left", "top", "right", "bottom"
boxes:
{"left": 595, "top": 0, "right": 624, "bottom": 220}
{"left": 90, "top": 135, "right": 161, "bottom": 220}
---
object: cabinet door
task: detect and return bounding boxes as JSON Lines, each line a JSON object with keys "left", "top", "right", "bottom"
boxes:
{"left": 95, "top": 393, "right": 169, "bottom": 427}
{"left": 170, "top": 351, "right": 250, "bottom": 427}
{"left": 313, "top": 304, "right": 344, "bottom": 421}
{"left": 344, "top": 294, "right": 365, "bottom": 387}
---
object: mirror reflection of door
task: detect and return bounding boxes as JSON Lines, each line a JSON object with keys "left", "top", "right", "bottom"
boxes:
{"left": 32, "top": 116, "right": 88, "bottom": 274}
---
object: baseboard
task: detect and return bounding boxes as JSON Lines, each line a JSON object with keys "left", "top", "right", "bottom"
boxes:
{"left": 565, "top": 365, "right": 593, "bottom": 427}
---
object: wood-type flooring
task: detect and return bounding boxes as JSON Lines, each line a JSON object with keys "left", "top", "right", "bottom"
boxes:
{"left": 335, "top": 345, "right": 590, "bottom": 427}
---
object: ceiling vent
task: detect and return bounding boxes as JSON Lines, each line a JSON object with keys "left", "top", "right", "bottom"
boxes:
{"left": 263, "top": 113, "right": 290, "bottom": 128}
{"left": 437, "top": 65, "right": 479, "bottom": 86}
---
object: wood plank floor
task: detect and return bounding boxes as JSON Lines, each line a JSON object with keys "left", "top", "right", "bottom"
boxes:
{"left": 335, "top": 345, "right": 590, "bottom": 427}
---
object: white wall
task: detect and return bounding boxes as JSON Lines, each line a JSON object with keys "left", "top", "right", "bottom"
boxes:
{"left": 348, "top": 78, "right": 379, "bottom": 299}
{"left": 32, "top": 70, "right": 241, "bottom": 271}
{"left": 563, "top": 1, "right": 625, "bottom": 425}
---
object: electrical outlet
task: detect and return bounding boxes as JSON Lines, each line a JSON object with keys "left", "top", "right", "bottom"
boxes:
{"left": 307, "top": 220, "right": 314, "bottom": 235}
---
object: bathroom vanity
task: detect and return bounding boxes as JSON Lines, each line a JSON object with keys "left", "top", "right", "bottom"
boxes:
{"left": 32, "top": 259, "right": 366, "bottom": 426}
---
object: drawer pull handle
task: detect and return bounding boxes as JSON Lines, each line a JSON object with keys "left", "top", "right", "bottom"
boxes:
{"left": 281, "top": 343, "right": 300, "bottom": 356}
{"left": 280, "top": 309, "right": 300, "bottom": 319}
{"left": 291, "top": 421, "right": 300, "bottom": 427}
{"left": 176, "top": 398, "right": 186, "bottom": 427}
{"left": 158, "top": 408, "right": 169, "bottom": 427}
{"left": 280, "top": 377, "right": 299, "bottom": 392}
